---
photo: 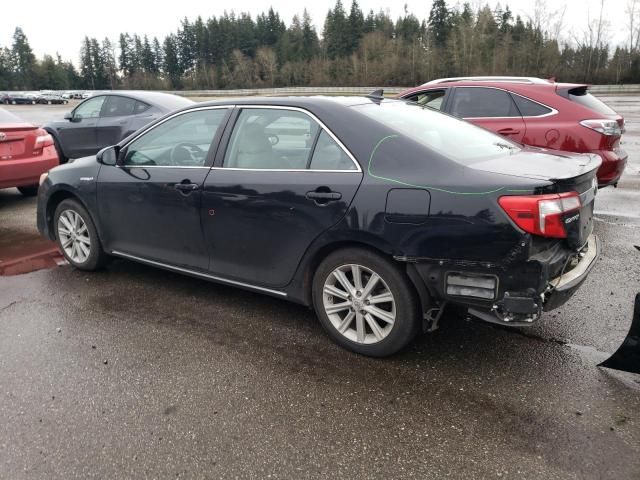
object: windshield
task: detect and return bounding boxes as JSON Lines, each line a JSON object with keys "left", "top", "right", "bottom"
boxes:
{"left": 354, "top": 101, "right": 521, "bottom": 163}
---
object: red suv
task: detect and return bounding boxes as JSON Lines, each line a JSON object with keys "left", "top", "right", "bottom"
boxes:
{"left": 0, "top": 108, "right": 59, "bottom": 196}
{"left": 398, "top": 77, "right": 627, "bottom": 187}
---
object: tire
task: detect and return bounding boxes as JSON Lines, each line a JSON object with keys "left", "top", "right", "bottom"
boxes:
{"left": 17, "top": 185, "right": 39, "bottom": 196}
{"left": 54, "top": 199, "right": 107, "bottom": 271}
{"left": 47, "top": 100, "right": 52, "bottom": 105}
{"left": 31, "top": 100, "right": 36, "bottom": 105}
{"left": 312, "top": 248, "right": 421, "bottom": 357}
{"left": 11, "top": 100, "right": 16, "bottom": 105}
{"left": 52, "top": 135, "right": 67, "bottom": 164}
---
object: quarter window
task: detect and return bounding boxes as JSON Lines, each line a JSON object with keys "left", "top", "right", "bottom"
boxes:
{"left": 511, "top": 94, "right": 552, "bottom": 116}
{"left": 124, "top": 108, "right": 228, "bottom": 167}
{"left": 74, "top": 96, "right": 106, "bottom": 119}
{"left": 405, "top": 90, "right": 446, "bottom": 111}
{"left": 450, "top": 87, "right": 519, "bottom": 118}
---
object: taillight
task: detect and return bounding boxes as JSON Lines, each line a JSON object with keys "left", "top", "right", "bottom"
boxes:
{"left": 33, "top": 129, "right": 54, "bottom": 155}
{"left": 580, "top": 119, "right": 622, "bottom": 137}
{"left": 498, "top": 192, "right": 581, "bottom": 238}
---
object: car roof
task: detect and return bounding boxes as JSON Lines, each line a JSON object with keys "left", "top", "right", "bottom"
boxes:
{"left": 193, "top": 95, "right": 384, "bottom": 110}
{"left": 89, "top": 90, "right": 195, "bottom": 110}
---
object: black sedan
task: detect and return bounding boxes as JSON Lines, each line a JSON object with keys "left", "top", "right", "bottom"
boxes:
{"left": 43, "top": 91, "right": 193, "bottom": 163}
{"left": 37, "top": 94, "right": 69, "bottom": 105}
{"left": 36, "top": 96, "right": 600, "bottom": 356}
{"left": 4, "top": 93, "right": 38, "bottom": 105}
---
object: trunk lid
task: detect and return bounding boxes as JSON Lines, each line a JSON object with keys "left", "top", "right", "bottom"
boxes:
{"left": 0, "top": 123, "right": 39, "bottom": 160}
{"left": 468, "top": 147, "right": 601, "bottom": 183}
{"left": 473, "top": 148, "right": 600, "bottom": 250}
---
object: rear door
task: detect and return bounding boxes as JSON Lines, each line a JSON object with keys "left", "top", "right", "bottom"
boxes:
{"left": 97, "top": 107, "right": 231, "bottom": 269}
{"left": 96, "top": 95, "right": 138, "bottom": 149}
{"left": 448, "top": 87, "right": 526, "bottom": 142}
{"left": 58, "top": 95, "right": 106, "bottom": 158}
{"left": 202, "top": 106, "right": 363, "bottom": 288}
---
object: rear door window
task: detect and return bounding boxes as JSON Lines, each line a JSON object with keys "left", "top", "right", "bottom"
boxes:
{"left": 450, "top": 87, "right": 519, "bottom": 118}
{"left": 101, "top": 96, "right": 137, "bottom": 117}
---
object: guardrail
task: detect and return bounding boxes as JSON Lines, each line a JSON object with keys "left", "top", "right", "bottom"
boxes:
{"left": 168, "top": 84, "right": 640, "bottom": 98}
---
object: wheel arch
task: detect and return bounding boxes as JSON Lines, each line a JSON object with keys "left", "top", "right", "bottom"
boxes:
{"left": 45, "top": 188, "right": 99, "bottom": 241}
{"left": 287, "top": 233, "right": 430, "bottom": 314}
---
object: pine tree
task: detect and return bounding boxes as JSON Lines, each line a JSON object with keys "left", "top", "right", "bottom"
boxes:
{"left": 11, "top": 27, "right": 36, "bottom": 89}
{"left": 428, "top": 0, "right": 451, "bottom": 48}
{"left": 348, "top": 0, "right": 365, "bottom": 53}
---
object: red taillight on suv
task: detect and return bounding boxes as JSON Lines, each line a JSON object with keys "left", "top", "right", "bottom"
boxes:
{"left": 498, "top": 192, "right": 581, "bottom": 238}
{"left": 579, "top": 119, "right": 622, "bottom": 137}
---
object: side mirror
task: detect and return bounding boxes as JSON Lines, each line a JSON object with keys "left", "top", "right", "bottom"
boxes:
{"left": 96, "top": 146, "right": 120, "bottom": 166}
{"left": 64, "top": 112, "right": 73, "bottom": 121}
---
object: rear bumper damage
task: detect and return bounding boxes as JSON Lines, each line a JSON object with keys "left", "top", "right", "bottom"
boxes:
{"left": 402, "top": 234, "right": 599, "bottom": 327}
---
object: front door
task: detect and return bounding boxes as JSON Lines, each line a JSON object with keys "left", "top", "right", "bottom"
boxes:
{"left": 203, "top": 107, "right": 363, "bottom": 288}
{"left": 448, "top": 87, "right": 527, "bottom": 143}
{"left": 97, "top": 107, "right": 230, "bottom": 270}
{"left": 59, "top": 95, "right": 106, "bottom": 158}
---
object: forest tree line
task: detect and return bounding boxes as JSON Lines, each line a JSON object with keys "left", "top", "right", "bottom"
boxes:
{"left": 1, "top": 0, "right": 640, "bottom": 91}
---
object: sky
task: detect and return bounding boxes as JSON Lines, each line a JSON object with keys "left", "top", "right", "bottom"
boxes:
{"left": 0, "top": 0, "right": 632, "bottom": 64}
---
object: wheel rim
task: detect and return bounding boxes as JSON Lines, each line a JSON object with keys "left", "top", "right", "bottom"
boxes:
{"left": 57, "top": 209, "right": 91, "bottom": 264}
{"left": 323, "top": 264, "right": 396, "bottom": 344}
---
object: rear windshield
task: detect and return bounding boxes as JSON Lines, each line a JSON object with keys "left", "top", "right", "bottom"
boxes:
{"left": 0, "top": 108, "right": 21, "bottom": 123}
{"left": 354, "top": 101, "right": 521, "bottom": 163}
{"left": 568, "top": 87, "right": 616, "bottom": 115}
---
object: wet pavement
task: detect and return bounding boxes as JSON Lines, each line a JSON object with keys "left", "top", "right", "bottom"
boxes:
{"left": 0, "top": 97, "right": 639, "bottom": 479}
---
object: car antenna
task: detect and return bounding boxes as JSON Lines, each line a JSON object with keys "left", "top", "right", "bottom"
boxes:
{"left": 366, "top": 89, "right": 384, "bottom": 103}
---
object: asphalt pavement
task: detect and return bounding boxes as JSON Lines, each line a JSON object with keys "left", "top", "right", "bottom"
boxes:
{"left": 0, "top": 97, "right": 639, "bottom": 479}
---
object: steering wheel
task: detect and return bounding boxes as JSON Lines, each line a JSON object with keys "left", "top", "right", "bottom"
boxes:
{"left": 170, "top": 142, "right": 206, "bottom": 166}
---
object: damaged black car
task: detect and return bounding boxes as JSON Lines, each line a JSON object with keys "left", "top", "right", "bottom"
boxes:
{"left": 36, "top": 96, "right": 600, "bottom": 356}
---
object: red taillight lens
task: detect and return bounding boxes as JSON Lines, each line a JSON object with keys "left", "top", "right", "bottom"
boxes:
{"left": 580, "top": 119, "right": 622, "bottom": 137}
{"left": 33, "top": 129, "right": 54, "bottom": 155}
{"left": 498, "top": 192, "right": 581, "bottom": 238}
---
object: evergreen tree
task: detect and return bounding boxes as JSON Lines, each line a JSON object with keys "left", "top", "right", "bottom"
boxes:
{"left": 428, "top": 0, "right": 451, "bottom": 48}
{"left": 11, "top": 27, "right": 36, "bottom": 89}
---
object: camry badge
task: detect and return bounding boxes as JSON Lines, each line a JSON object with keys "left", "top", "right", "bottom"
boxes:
{"left": 0, "top": 132, "right": 6, "bottom": 141}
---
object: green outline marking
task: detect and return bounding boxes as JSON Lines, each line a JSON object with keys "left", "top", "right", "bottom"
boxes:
{"left": 367, "top": 134, "right": 533, "bottom": 196}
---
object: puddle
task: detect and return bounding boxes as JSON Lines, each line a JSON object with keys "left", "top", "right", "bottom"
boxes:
{"left": 0, "top": 231, "right": 66, "bottom": 276}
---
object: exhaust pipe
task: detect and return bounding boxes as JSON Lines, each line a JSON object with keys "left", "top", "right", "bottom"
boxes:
{"left": 598, "top": 293, "right": 640, "bottom": 374}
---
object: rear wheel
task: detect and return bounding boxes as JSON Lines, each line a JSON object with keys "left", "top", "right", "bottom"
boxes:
{"left": 312, "top": 248, "right": 421, "bottom": 357}
{"left": 54, "top": 199, "right": 107, "bottom": 271}
{"left": 17, "top": 185, "right": 39, "bottom": 196}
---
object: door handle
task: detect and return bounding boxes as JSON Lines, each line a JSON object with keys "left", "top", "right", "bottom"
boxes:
{"left": 497, "top": 128, "right": 520, "bottom": 135}
{"left": 306, "top": 188, "right": 342, "bottom": 205}
{"left": 174, "top": 181, "right": 200, "bottom": 192}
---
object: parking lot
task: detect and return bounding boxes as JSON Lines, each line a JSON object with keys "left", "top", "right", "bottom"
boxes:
{"left": 1, "top": 97, "right": 639, "bottom": 478}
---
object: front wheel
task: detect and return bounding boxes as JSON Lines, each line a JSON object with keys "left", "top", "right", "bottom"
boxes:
{"left": 312, "top": 248, "right": 421, "bottom": 357}
{"left": 54, "top": 199, "right": 107, "bottom": 270}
